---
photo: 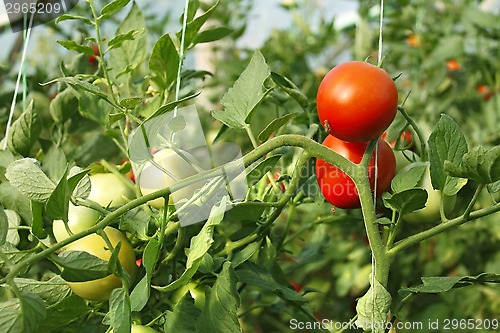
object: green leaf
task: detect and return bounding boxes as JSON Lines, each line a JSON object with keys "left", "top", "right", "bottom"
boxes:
{"left": 0, "top": 184, "right": 32, "bottom": 224}
{"left": 6, "top": 100, "right": 42, "bottom": 156}
{"left": 391, "top": 164, "right": 426, "bottom": 193}
{"left": 56, "top": 40, "right": 94, "bottom": 56}
{"left": 401, "top": 273, "right": 500, "bottom": 294}
{"left": 100, "top": 0, "right": 131, "bottom": 17}
{"left": 148, "top": 33, "right": 179, "bottom": 91}
{"left": 181, "top": 0, "right": 221, "bottom": 48}
{"left": 78, "top": 90, "right": 113, "bottom": 126}
{"left": 270, "top": 72, "right": 309, "bottom": 110}
{"left": 45, "top": 167, "right": 70, "bottom": 222}
{"left": 444, "top": 145, "right": 500, "bottom": 184}
{"left": 31, "top": 201, "right": 46, "bottom": 239}
{"left": 428, "top": 114, "right": 468, "bottom": 195}
{"left": 488, "top": 180, "right": 500, "bottom": 193}
{"left": 49, "top": 88, "right": 79, "bottom": 123}
{"left": 119, "top": 97, "right": 142, "bottom": 109}
{"left": 38, "top": 295, "right": 90, "bottom": 332}
{"left": 6, "top": 158, "right": 56, "bottom": 203}
{"left": 56, "top": 14, "right": 94, "bottom": 25}
{"left": 130, "top": 238, "right": 159, "bottom": 311}
{"left": 192, "top": 27, "right": 233, "bottom": 45}
{"left": 246, "top": 155, "right": 282, "bottom": 186}
{"left": 3, "top": 210, "right": 21, "bottom": 246}
{"left": 153, "top": 198, "right": 227, "bottom": 292}
{"left": 0, "top": 208, "right": 7, "bottom": 246}
{"left": 58, "top": 250, "right": 109, "bottom": 282}
{"left": 164, "top": 293, "right": 201, "bottom": 333}
{"left": 145, "top": 93, "right": 200, "bottom": 122}
{"left": 423, "top": 35, "right": 463, "bottom": 68}
{"left": 230, "top": 243, "right": 260, "bottom": 268}
{"left": 68, "top": 167, "right": 91, "bottom": 199}
{"left": 12, "top": 276, "right": 72, "bottom": 305}
{"left": 108, "top": 29, "right": 144, "bottom": 51}
{"left": 0, "top": 292, "right": 46, "bottom": 333}
{"left": 257, "top": 113, "right": 297, "bottom": 142}
{"left": 196, "top": 262, "right": 241, "bottom": 333}
{"left": 211, "top": 51, "right": 271, "bottom": 129}
{"left": 236, "top": 261, "right": 307, "bottom": 303}
{"left": 45, "top": 77, "right": 110, "bottom": 101}
{"left": 355, "top": 278, "right": 391, "bottom": 333}
{"left": 382, "top": 189, "right": 427, "bottom": 214}
{"left": 42, "top": 146, "right": 67, "bottom": 182}
{"left": 109, "top": 288, "right": 131, "bottom": 333}
{"left": 108, "top": 3, "right": 147, "bottom": 96}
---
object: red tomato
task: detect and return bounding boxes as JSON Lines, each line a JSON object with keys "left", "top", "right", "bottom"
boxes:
{"left": 381, "top": 130, "right": 413, "bottom": 150}
{"left": 446, "top": 59, "right": 461, "bottom": 72}
{"left": 315, "top": 135, "right": 396, "bottom": 209}
{"left": 477, "top": 84, "right": 494, "bottom": 101}
{"left": 406, "top": 34, "right": 421, "bottom": 47}
{"left": 88, "top": 44, "right": 100, "bottom": 65}
{"left": 316, "top": 61, "right": 398, "bottom": 142}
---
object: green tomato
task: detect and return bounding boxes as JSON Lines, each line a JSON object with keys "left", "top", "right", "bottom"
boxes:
{"left": 171, "top": 282, "right": 206, "bottom": 309}
{"left": 63, "top": 226, "right": 137, "bottom": 301}
{"left": 53, "top": 203, "right": 101, "bottom": 243}
{"left": 403, "top": 162, "right": 456, "bottom": 223}
{"left": 138, "top": 149, "right": 202, "bottom": 209}
{"left": 88, "top": 173, "right": 135, "bottom": 208}
{"left": 131, "top": 325, "right": 158, "bottom": 333}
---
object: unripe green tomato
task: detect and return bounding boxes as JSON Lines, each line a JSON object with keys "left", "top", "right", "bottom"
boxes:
{"left": 63, "top": 227, "right": 137, "bottom": 301}
{"left": 403, "top": 162, "right": 456, "bottom": 223}
{"left": 53, "top": 203, "right": 101, "bottom": 243}
{"left": 88, "top": 173, "right": 135, "bottom": 208}
{"left": 131, "top": 324, "right": 158, "bottom": 333}
{"left": 171, "top": 282, "right": 206, "bottom": 309}
{"left": 138, "top": 149, "right": 202, "bottom": 209}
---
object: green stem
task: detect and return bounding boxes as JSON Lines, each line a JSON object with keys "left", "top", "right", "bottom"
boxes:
{"left": 398, "top": 106, "right": 428, "bottom": 161}
{"left": 462, "top": 184, "right": 484, "bottom": 218}
{"left": 388, "top": 202, "right": 500, "bottom": 257}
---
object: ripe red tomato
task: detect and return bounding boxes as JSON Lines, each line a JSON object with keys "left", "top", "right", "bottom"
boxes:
{"left": 316, "top": 61, "right": 398, "bottom": 142}
{"left": 88, "top": 43, "right": 100, "bottom": 65}
{"left": 381, "top": 130, "right": 413, "bottom": 150}
{"left": 315, "top": 135, "right": 396, "bottom": 209}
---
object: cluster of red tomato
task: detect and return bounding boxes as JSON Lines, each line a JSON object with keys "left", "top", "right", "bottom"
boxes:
{"left": 314, "top": 61, "right": 398, "bottom": 209}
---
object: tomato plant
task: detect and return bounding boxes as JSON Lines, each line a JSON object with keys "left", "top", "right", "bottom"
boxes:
{"left": 315, "top": 135, "right": 396, "bottom": 209}
{"left": 0, "top": 1, "right": 498, "bottom": 332}
{"left": 63, "top": 227, "right": 137, "bottom": 301}
{"left": 316, "top": 61, "right": 399, "bottom": 142}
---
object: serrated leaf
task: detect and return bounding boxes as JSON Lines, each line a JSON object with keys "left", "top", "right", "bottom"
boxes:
{"left": 119, "top": 97, "right": 142, "bottom": 109}
{"left": 0, "top": 292, "right": 46, "bottom": 333}
{"left": 444, "top": 145, "right": 500, "bottom": 184}
{"left": 42, "top": 146, "right": 67, "bottom": 182}
{"left": 68, "top": 167, "right": 91, "bottom": 199}
{"left": 488, "top": 180, "right": 500, "bottom": 193}
{"left": 100, "top": 0, "right": 131, "bottom": 17}
{"left": 230, "top": 243, "right": 260, "bottom": 268}
{"left": 164, "top": 293, "right": 202, "bottom": 333}
{"left": 149, "top": 33, "right": 179, "bottom": 91}
{"left": 196, "top": 262, "right": 241, "bottom": 333}
{"left": 391, "top": 164, "right": 426, "bottom": 193}
{"left": 78, "top": 90, "right": 113, "bottom": 126}
{"left": 45, "top": 77, "right": 109, "bottom": 101}
{"left": 38, "top": 295, "right": 90, "bottom": 332}
{"left": 6, "top": 100, "right": 42, "bottom": 156}
{"left": 4, "top": 210, "right": 21, "bottom": 246}
{"left": 246, "top": 155, "right": 282, "bottom": 186}
{"left": 356, "top": 278, "right": 391, "bottom": 333}
{"left": 145, "top": 93, "right": 199, "bottom": 122}
{"left": 12, "top": 276, "right": 72, "bottom": 305}
{"left": 109, "top": 288, "right": 131, "bottom": 333}
{"left": 6, "top": 158, "right": 56, "bottom": 203}
{"left": 428, "top": 114, "right": 468, "bottom": 194}
{"left": 402, "top": 273, "right": 500, "bottom": 294}
{"left": 56, "top": 40, "right": 94, "bottom": 55}
{"left": 49, "top": 88, "right": 79, "bottom": 123}
{"left": 181, "top": 0, "right": 221, "bottom": 48}
{"left": 382, "top": 189, "right": 427, "bottom": 214}
{"left": 211, "top": 51, "right": 271, "bottom": 129}
{"left": 257, "top": 113, "right": 297, "bottom": 142}
{"left": 58, "top": 250, "right": 109, "bottom": 282}
{"left": 108, "top": 29, "right": 144, "bottom": 51}
{"left": 192, "top": 27, "right": 233, "bottom": 45}
{"left": 236, "top": 261, "right": 307, "bottom": 303}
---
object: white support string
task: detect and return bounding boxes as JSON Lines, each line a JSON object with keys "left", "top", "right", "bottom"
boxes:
{"left": 3, "top": 12, "right": 35, "bottom": 150}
